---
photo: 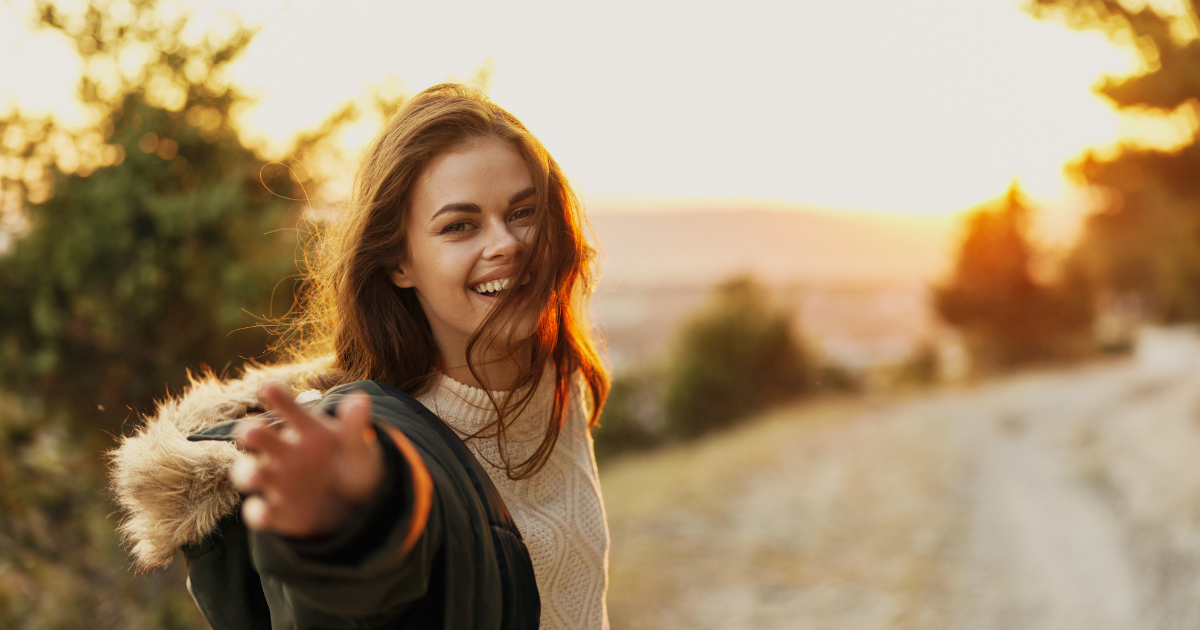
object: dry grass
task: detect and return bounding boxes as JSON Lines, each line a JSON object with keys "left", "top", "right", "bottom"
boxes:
{"left": 600, "top": 394, "right": 968, "bottom": 630}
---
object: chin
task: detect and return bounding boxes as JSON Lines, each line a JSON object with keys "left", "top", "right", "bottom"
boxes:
{"left": 473, "top": 317, "right": 539, "bottom": 361}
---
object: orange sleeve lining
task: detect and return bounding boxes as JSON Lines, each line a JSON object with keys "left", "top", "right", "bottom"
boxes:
{"left": 378, "top": 424, "right": 433, "bottom": 557}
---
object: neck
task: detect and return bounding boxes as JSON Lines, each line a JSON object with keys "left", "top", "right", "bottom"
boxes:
{"left": 438, "top": 338, "right": 533, "bottom": 391}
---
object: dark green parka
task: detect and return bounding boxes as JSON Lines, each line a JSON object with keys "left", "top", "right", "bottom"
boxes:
{"left": 110, "top": 363, "right": 538, "bottom": 630}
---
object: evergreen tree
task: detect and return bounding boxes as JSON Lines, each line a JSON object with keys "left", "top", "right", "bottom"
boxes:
{"left": 934, "top": 184, "right": 1089, "bottom": 368}
{"left": 0, "top": 0, "right": 308, "bottom": 434}
{"left": 0, "top": 1, "right": 326, "bottom": 626}
{"left": 1029, "top": 0, "right": 1200, "bottom": 322}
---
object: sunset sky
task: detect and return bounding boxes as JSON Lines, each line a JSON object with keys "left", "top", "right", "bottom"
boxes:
{"left": 1, "top": 0, "right": 1193, "bottom": 229}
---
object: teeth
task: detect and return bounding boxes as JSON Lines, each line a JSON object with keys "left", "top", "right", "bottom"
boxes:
{"left": 472, "top": 278, "right": 516, "bottom": 294}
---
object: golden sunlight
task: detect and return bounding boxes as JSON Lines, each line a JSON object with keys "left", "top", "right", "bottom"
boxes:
{"left": 0, "top": 0, "right": 1183, "bottom": 219}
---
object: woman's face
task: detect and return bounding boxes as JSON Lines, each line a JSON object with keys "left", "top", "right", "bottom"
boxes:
{"left": 390, "top": 136, "right": 539, "bottom": 366}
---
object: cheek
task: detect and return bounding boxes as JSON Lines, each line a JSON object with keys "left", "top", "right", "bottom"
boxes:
{"left": 512, "top": 225, "right": 536, "bottom": 251}
{"left": 413, "top": 243, "right": 471, "bottom": 287}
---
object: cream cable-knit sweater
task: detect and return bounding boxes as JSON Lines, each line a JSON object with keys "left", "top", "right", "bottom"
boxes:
{"left": 414, "top": 370, "right": 611, "bottom": 630}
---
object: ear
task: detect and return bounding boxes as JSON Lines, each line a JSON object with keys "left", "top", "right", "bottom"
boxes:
{"left": 389, "top": 266, "right": 416, "bottom": 289}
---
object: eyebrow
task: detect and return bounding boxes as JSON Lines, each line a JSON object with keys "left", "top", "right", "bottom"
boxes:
{"left": 429, "top": 186, "right": 537, "bottom": 222}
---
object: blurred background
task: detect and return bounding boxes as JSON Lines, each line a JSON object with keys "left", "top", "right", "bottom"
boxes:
{"left": 3, "top": 0, "right": 1200, "bottom": 627}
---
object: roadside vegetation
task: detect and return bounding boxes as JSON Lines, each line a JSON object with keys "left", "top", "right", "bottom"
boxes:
{"left": 0, "top": 1, "right": 393, "bottom": 626}
{"left": 594, "top": 275, "right": 815, "bottom": 459}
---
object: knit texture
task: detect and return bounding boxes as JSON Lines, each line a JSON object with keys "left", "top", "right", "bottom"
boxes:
{"left": 415, "top": 370, "right": 610, "bottom": 630}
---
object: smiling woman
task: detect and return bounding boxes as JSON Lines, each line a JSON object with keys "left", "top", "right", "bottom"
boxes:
{"left": 390, "top": 138, "right": 541, "bottom": 386}
{"left": 110, "top": 84, "right": 612, "bottom": 630}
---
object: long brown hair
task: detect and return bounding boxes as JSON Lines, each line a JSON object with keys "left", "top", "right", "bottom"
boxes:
{"left": 285, "top": 83, "right": 608, "bottom": 479}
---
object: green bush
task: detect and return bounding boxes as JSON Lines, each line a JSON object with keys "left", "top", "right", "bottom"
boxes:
{"left": 593, "top": 370, "right": 666, "bottom": 461}
{"left": 0, "top": 0, "right": 302, "bottom": 434}
{"left": 0, "top": 2, "right": 323, "bottom": 627}
{"left": 663, "top": 275, "right": 809, "bottom": 439}
{"left": 813, "top": 363, "right": 862, "bottom": 393}
{"left": 0, "top": 392, "right": 205, "bottom": 630}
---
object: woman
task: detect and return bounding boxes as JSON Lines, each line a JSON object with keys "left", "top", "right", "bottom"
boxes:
{"left": 110, "top": 83, "right": 611, "bottom": 630}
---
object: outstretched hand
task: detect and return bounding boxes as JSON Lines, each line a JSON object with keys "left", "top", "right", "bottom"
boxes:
{"left": 230, "top": 383, "right": 385, "bottom": 538}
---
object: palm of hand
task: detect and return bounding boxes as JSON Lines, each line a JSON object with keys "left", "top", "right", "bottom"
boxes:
{"left": 231, "top": 384, "right": 385, "bottom": 538}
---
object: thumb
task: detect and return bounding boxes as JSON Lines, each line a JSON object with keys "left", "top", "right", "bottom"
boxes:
{"left": 333, "top": 391, "right": 384, "bottom": 504}
{"left": 337, "top": 390, "right": 377, "bottom": 454}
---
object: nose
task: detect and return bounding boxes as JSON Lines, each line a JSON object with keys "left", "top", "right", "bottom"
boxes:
{"left": 482, "top": 219, "right": 521, "bottom": 261}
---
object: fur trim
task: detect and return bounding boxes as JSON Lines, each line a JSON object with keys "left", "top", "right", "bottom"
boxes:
{"left": 109, "top": 358, "right": 332, "bottom": 571}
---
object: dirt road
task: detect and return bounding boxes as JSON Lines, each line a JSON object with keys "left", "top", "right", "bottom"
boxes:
{"left": 602, "top": 347, "right": 1200, "bottom": 629}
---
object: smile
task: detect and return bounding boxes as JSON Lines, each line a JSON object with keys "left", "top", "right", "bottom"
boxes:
{"left": 471, "top": 276, "right": 529, "bottom": 295}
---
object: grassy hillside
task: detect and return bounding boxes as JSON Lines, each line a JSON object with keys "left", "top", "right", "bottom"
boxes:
{"left": 600, "top": 354, "right": 1200, "bottom": 629}
{"left": 599, "top": 394, "right": 967, "bottom": 630}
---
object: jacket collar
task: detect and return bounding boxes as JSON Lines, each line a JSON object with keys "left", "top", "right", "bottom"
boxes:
{"left": 109, "top": 358, "right": 332, "bottom": 571}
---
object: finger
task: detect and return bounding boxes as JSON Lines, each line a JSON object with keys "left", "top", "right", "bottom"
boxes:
{"left": 260, "top": 381, "right": 326, "bottom": 436}
{"left": 332, "top": 391, "right": 386, "bottom": 505}
{"left": 336, "top": 391, "right": 377, "bottom": 452}
{"left": 242, "top": 495, "right": 270, "bottom": 531}
{"left": 230, "top": 454, "right": 258, "bottom": 493}
{"left": 230, "top": 453, "right": 279, "bottom": 493}
{"left": 236, "top": 421, "right": 289, "bottom": 456}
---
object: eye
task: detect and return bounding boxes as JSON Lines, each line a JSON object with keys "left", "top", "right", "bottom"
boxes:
{"left": 509, "top": 206, "right": 535, "bottom": 223}
{"left": 440, "top": 220, "right": 474, "bottom": 234}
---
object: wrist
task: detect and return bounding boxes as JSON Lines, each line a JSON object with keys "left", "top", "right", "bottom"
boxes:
{"left": 309, "top": 440, "right": 385, "bottom": 536}
{"left": 273, "top": 427, "right": 406, "bottom": 563}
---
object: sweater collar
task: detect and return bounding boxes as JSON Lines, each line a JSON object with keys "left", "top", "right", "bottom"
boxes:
{"left": 417, "top": 366, "right": 556, "bottom": 441}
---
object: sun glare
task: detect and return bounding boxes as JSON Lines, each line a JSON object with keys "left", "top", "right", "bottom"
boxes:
{"left": 0, "top": 0, "right": 1185, "bottom": 221}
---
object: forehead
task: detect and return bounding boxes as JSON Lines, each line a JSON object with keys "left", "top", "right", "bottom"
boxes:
{"left": 410, "top": 137, "right": 533, "bottom": 213}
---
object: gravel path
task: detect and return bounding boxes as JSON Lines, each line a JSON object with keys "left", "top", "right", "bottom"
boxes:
{"left": 602, "top": 342, "right": 1200, "bottom": 629}
{"left": 951, "top": 366, "right": 1141, "bottom": 630}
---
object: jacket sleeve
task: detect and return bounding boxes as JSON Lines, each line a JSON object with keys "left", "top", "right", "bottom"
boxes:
{"left": 242, "top": 391, "right": 440, "bottom": 628}
{"left": 183, "top": 512, "right": 273, "bottom": 630}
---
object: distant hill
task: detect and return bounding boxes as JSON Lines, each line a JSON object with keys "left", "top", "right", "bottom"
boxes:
{"left": 587, "top": 208, "right": 957, "bottom": 287}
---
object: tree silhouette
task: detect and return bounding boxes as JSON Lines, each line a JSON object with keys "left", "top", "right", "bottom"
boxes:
{"left": 0, "top": 1, "right": 318, "bottom": 626}
{"left": 1029, "top": 0, "right": 1200, "bottom": 322}
{"left": 0, "top": 0, "right": 309, "bottom": 436}
{"left": 934, "top": 184, "right": 1088, "bottom": 368}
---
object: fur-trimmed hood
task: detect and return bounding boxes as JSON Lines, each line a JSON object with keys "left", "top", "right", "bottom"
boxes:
{"left": 108, "top": 359, "right": 332, "bottom": 571}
